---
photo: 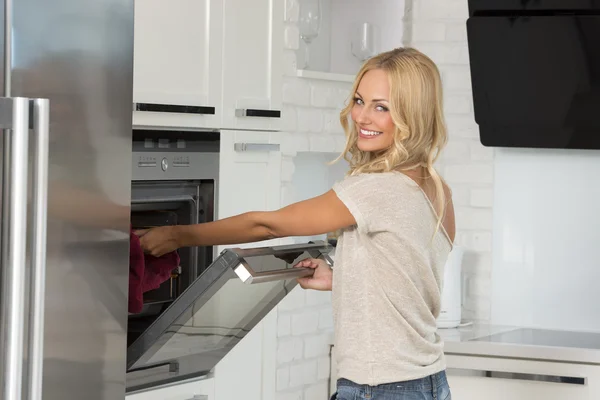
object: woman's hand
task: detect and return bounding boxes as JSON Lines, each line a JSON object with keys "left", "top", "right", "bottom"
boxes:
{"left": 294, "top": 258, "right": 333, "bottom": 291}
{"left": 135, "top": 226, "right": 181, "bottom": 257}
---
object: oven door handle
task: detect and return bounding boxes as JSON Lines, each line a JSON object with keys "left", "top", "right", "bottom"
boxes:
{"left": 131, "top": 195, "right": 196, "bottom": 204}
{"left": 233, "top": 260, "right": 315, "bottom": 284}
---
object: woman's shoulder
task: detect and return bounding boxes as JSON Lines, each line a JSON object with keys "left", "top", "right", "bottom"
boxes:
{"left": 333, "top": 171, "right": 416, "bottom": 199}
{"left": 338, "top": 171, "right": 406, "bottom": 184}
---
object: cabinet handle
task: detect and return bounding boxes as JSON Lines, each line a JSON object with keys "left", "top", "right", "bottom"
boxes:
{"left": 234, "top": 143, "right": 280, "bottom": 152}
{"left": 235, "top": 108, "right": 281, "bottom": 118}
{"left": 134, "top": 102, "right": 215, "bottom": 115}
{"left": 447, "top": 368, "right": 585, "bottom": 385}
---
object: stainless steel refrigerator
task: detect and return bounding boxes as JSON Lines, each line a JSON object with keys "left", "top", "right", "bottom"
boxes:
{"left": 0, "top": 0, "right": 134, "bottom": 399}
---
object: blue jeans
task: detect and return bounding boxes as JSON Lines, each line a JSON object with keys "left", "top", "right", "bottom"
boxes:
{"left": 331, "top": 370, "right": 451, "bottom": 400}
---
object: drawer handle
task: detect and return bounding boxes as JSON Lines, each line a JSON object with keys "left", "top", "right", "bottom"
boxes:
{"left": 235, "top": 108, "right": 281, "bottom": 118}
{"left": 447, "top": 368, "right": 586, "bottom": 385}
{"left": 234, "top": 143, "right": 280, "bottom": 152}
{"left": 134, "top": 102, "right": 216, "bottom": 115}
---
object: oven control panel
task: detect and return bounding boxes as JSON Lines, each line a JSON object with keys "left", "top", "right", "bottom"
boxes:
{"left": 132, "top": 151, "right": 219, "bottom": 182}
{"left": 136, "top": 155, "right": 191, "bottom": 170}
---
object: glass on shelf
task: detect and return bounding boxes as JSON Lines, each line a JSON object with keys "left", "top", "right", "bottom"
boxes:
{"left": 298, "top": 0, "right": 321, "bottom": 69}
{"left": 351, "top": 22, "right": 378, "bottom": 62}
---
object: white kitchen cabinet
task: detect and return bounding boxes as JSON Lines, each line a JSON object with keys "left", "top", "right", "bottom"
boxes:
{"left": 133, "top": 0, "right": 283, "bottom": 132}
{"left": 132, "top": 0, "right": 223, "bottom": 129}
{"left": 209, "top": 131, "right": 280, "bottom": 399}
{"left": 217, "top": 130, "right": 282, "bottom": 252}
{"left": 213, "top": 310, "right": 277, "bottom": 400}
{"left": 220, "top": 0, "right": 283, "bottom": 131}
{"left": 446, "top": 354, "right": 600, "bottom": 400}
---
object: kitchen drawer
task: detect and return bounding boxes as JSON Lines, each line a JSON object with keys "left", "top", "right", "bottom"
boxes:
{"left": 446, "top": 354, "right": 600, "bottom": 400}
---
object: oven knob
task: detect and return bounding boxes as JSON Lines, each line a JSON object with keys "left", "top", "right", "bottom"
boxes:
{"left": 161, "top": 158, "right": 168, "bottom": 171}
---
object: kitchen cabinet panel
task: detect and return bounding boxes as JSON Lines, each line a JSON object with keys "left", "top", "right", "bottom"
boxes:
{"left": 220, "top": 0, "right": 283, "bottom": 131}
{"left": 133, "top": 0, "right": 223, "bottom": 129}
{"left": 446, "top": 354, "right": 600, "bottom": 400}
{"left": 217, "top": 130, "right": 282, "bottom": 252}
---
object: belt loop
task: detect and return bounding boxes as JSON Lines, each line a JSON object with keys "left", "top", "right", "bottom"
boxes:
{"left": 364, "top": 384, "right": 372, "bottom": 398}
{"left": 431, "top": 373, "right": 438, "bottom": 399}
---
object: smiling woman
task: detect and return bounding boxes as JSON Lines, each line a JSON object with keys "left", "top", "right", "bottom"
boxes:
{"left": 351, "top": 69, "right": 396, "bottom": 150}
{"left": 136, "top": 47, "right": 455, "bottom": 400}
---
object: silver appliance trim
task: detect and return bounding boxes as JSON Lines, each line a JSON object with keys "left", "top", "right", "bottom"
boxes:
{"left": 27, "top": 98, "right": 50, "bottom": 400}
{"left": 0, "top": 96, "right": 30, "bottom": 400}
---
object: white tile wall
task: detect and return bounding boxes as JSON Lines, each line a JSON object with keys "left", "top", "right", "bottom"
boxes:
{"left": 408, "top": 0, "right": 494, "bottom": 322}
{"left": 274, "top": 0, "right": 495, "bottom": 397}
{"left": 275, "top": 1, "right": 351, "bottom": 398}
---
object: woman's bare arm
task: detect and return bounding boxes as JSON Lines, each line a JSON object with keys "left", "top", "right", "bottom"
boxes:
{"left": 179, "top": 189, "right": 354, "bottom": 246}
{"left": 137, "top": 190, "right": 355, "bottom": 256}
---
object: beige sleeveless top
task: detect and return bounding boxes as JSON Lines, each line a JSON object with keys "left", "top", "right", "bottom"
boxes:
{"left": 331, "top": 171, "right": 453, "bottom": 386}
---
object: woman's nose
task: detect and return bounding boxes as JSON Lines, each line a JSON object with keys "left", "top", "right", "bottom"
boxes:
{"left": 355, "top": 107, "right": 371, "bottom": 125}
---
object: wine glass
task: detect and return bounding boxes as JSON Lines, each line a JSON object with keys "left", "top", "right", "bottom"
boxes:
{"left": 351, "top": 22, "right": 377, "bottom": 62}
{"left": 298, "top": 0, "right": 321, "bottom": 69}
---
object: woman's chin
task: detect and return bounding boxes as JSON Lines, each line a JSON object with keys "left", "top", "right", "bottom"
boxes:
{"left": 357, "top": 138, "right": 387, "bottom": 153}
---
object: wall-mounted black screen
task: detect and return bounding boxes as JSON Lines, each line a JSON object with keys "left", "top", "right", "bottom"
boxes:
{"left": 467, "top": 1, "right": 600, "bottom": 149}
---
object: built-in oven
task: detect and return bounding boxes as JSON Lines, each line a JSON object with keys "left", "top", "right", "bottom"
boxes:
{"left": 128, "top": 130, "right": 219, "bottom": 325}
{"left": 126, "top": 130, "right": 334, "bottom": 392}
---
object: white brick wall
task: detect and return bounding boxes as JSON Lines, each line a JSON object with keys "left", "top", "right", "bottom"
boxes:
{"left": 274, "top": 1, "right": 351, "bottom": 399}
{"left": 274, "top": 0, "right": 495, "bottom": 397}
{"left": 408, "top": 0, "right": 495, "bottom": 322}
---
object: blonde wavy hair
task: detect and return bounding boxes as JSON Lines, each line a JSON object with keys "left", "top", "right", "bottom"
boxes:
{"left": 335, "top": 47, "right": 449, "bottom": 231}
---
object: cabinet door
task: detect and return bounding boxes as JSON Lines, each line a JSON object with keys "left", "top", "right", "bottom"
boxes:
{"left": 220, "top": 0, "right": 283, "bottom": 131}
{"left": 133, "top": 0, "right": 223, "bottom": 129}
{"left": 218, "top": 130, "right": 281, "bottom": 252}
{"left": 214, "top": 311, "right": 277, "bottom": 400}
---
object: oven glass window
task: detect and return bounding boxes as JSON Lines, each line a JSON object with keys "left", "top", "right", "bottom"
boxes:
{"left": 126, "top": 242, "right": 332, "bottom": 390}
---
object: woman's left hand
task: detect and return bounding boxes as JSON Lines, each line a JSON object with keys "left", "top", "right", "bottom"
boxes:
{"left": 135, "top": 226, "right": 181, "bottom": 257}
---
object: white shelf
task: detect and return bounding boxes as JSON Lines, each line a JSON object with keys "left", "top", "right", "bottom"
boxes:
{"left": 296, "top": 69, "right": 355, "bottom": 83}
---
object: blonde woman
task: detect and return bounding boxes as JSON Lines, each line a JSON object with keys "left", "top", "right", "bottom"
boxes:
{"left": 138, "top": 47, "right": 455, "bottom": 400}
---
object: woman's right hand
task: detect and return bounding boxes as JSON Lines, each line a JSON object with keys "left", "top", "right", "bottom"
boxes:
{"left": 294, "top": 258, "right": 333, "bottom": 291}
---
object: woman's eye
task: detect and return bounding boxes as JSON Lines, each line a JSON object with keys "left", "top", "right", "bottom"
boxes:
{"left": 376, "top": 105, "right": 388, "bottom": 112}
{"left": 354, "top": 97, "right": 364, "bottom": 105}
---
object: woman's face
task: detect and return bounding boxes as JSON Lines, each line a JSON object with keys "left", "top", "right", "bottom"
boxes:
{"left": 351, "top": 69, "right": 396, "bottom": 153}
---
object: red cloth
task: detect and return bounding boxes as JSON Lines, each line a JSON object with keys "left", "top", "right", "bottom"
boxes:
{"left": 128, "top": 228, "right": 180, "bottom": 313}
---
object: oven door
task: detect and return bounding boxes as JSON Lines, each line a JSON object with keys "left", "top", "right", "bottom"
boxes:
{"left": 131, "top": 180, "right": 214, "bottom": 288}
{"left": 125, "top": 241, "right": 333, "bottom": 391}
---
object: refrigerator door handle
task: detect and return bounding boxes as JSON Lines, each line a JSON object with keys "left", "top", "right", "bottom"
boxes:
{"left": 0, "top": 97, "right": 31, "bottom": 400}
{"left": 26, "top": 98, "right": 50, "bottom": 400}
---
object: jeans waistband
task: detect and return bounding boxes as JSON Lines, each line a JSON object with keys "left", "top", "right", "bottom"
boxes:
{"left": 337, "top": 370, "right": 448, "bottom": 392}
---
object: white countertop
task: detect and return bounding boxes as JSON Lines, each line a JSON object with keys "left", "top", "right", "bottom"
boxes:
{"left": 439, "top": 323, "right": 600, "bottom": 365}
